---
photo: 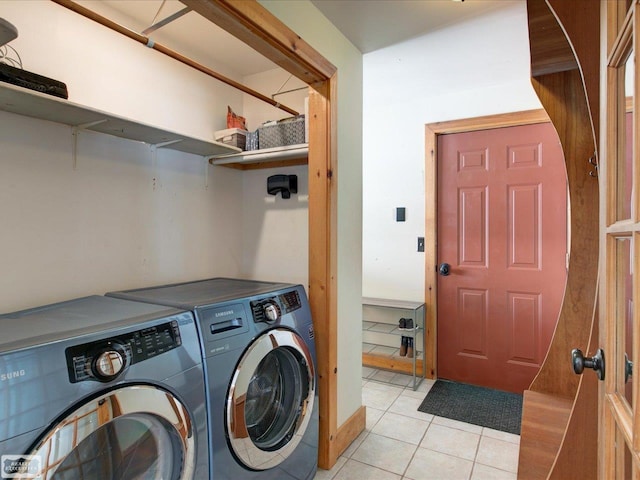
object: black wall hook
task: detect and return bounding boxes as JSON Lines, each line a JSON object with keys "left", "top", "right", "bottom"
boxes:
{"left": 267, "top": 174, "right": 298, "bottom": 199}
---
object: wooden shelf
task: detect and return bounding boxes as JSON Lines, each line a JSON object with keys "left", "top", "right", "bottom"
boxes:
{"left": 209, "top": 143, "right": 308, "bottom": 169}
{"left": 0, "top": 82, "right": 241, "bottom": 157}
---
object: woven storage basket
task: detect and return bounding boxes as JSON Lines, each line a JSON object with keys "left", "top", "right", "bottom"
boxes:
{"left": 258, "top": 115, "right": 305, "bottom": 149}
{"left": 214, "top": 128, "right": 247, "bottom": 149}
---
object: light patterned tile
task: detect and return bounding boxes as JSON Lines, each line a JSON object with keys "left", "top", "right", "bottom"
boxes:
{"left": 364, "top": 381, "right": 405, "bottom": 394}
{"left": 313, "top": 456, "right": 347, "bottom": 480}
{"left": 402, "top": 388, "right": 427, "bottom": 400}
{"left": 421, "top": 423, "right": 480, "bottom": 461}
{"left": 362, "top": 365, "right": 376, "bottom": 378}
{"left": 351, "top": 432, "right": 417, "bottom": 475}
{"left": 366, "top": 407, "right": 385, "bottom": 431}
{"left": 370, "top": 369, "right": 397, "bottom": 383}
{"left": 388, "top": 394, "right": 434, "bottom": 422}
{"left": 475, "top": 436, "right": 519, "bottom": 473}
{"left": 371, "top": 411, "right": 430, "bottom": 445}
{"left": 359, "top": 368, "right": 522, "bottom": 480}
{"left": 402, "top": 381, "right": 433, "bottom": 399}
{"left": 481, "top": 427, "right": 520, "bottom": 445}
{"left": 369, "top": 322, "right": 397, "bottom": 333}
{"left": 432, "top": 416, "right": 484, "bottom": 435}
{"left": 408, "top": 378, "right": 436, "bottom": 394}
{"left": 471, "top": 463, "right": 517, "bottom": 480}
{"left": 369, "top": 345, "right": 398, "bottom": 356}
{"left": 362, "top": 343, "right": 377, "bottom": 354}
{"left": 362, "top": 384, "right": 402, "bottom": 410}
{"left": 405, "top": 447, "right": 473, "bottom": 480}
{"left": 388, "top": 372, "right": 413, "bottom": 387}
{"left": 333, "top": 459, "right": 401, "bottom": 480}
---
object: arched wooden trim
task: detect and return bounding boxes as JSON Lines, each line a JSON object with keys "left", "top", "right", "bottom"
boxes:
{"left": 184, "top": 0, "right": 342, "bottom": 469}
{"left": 516, "top": 1, "right": 600, "bottom": 478}
{"left": 517, "top": 68, "right": 599, "bottom": 480}
{"left": 424, "top": 109, "right": 551, "bottom": 381}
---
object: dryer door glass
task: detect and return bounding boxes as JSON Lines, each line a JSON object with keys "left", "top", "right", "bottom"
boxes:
{"left": 227, "top": 328, "right": 315, "bottom": 470}
{"left": 245, "top": 347, "right": 307, "bottom": 449}
{"left": 25, "top": 385, "right": 195, "bottom": 480}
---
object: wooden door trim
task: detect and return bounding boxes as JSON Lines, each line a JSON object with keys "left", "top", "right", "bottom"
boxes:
{"left": 182, "top": 0, "right": 336, "bottom": 85}
{"left": 424, "top": 109, "right": 550, "bottom": 379}
{"left": 601, "top": 2, "right": 637, "bottom": 477}
{"left": 187, "top": 0, "right": 341, "bottom": 469}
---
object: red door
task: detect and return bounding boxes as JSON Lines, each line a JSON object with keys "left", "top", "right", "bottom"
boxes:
{"left": 437, "top": 123, "right": 567, "bottom": 393}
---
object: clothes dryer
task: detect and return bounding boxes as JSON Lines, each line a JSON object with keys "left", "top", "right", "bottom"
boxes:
{"left": 108, "top": 278, "right": 318, "bottom": 480}
{"left": 0, "top": 295, "right": 208, "bottom": 480}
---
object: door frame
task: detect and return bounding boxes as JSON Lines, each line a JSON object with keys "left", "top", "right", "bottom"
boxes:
{"left": 424, "top": 109, "right": 551, "bottom": 380}
{"left": 601, "top": 1, "right": 637, "bottom": 477}
{"left": 181, "top": 0, "right": 342, "bottom": 469}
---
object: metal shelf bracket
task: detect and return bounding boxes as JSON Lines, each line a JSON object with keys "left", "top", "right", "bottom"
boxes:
{"left": 71, "top": 119, "right": 108, "bottom": 169}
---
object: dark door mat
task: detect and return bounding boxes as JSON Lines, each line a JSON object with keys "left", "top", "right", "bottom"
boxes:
{"left": 418, "top": 380, "right": 523, "bottom": 435}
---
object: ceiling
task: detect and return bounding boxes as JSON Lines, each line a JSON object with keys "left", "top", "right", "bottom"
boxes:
{"left": 309, "top": 0, "right": 520, "bottom": 54}
{"left": 84, "top": 0, "right": 520, "bottom": 77}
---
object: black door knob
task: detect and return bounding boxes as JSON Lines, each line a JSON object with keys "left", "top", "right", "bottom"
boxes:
{"left": 439, "top": 263, "right": 451, "bottom": 276}
{"left": 572, "top": 348, "right": 605, "bottom": 381}
{"left": 625, "top": 353, "right": 633, "bottom": 384}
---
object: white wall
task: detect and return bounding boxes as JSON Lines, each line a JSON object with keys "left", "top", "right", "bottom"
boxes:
{"left": 362, "top": 1, "right": 543, "bottom": 301}
{"left": 240, "top": 163, "right": 309, "bottom": 288}
{"left": 259, "top": 0, "right": 364, "bottom": 427}
{"left": 239, "top": 69, "right": 309, "bottom": 288}
{"left": 0, "top": 111, "right": 244, "bottom": 311}
{"left": 0, "top": 0, "right": 250, "bottom": 311}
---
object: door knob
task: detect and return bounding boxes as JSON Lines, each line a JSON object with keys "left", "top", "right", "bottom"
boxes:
{"left": 572, "top": 348, "right": 605, "bottom": 381}
{"left": 438, "top": 263, "right": 451, "bottom": 276}
{"left": 625, "top": 353, "right": 633, "bottom": 384}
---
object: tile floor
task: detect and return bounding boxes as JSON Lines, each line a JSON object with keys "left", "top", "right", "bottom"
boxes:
{"left": 314, "top": 367, "right": 520, "bottom": 480}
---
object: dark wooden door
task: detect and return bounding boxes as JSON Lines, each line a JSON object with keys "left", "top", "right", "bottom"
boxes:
{"left": 437, "top": 122, "right": 567, "bottom": 393}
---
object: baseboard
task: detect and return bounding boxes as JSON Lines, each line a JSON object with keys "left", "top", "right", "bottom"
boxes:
{"left": 335, "top": 405, "right": 366, "bottom": 458}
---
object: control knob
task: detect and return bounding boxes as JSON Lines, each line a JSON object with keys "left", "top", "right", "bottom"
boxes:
{"left": 263, "top": 301, "right": 281, "bottom": 323}
{"left": 92, "top": 348, "right": 125, "bottom": 381}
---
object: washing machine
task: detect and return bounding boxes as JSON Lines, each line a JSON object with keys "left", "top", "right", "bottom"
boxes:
{"left": 0, "top": 295, "right": 208, "bottom": 480}
{"left": 107, "top": 277, "right": 318, "bottom": 480}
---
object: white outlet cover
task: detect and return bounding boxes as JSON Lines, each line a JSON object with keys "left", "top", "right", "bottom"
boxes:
{"left": 0, "top": 18, "right": 18, "bottom": 47}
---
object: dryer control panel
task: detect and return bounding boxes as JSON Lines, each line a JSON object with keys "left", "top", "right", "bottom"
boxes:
{"left": 250, "top": 289, "right": 302, "bottom": 324}
{"left": 66, "top": 320, "right": 182, "bottom": 383}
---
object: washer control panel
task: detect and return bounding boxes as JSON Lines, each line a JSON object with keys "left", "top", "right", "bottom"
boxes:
{"left": 66, "top": 320, "right": 181, "bottom": 383}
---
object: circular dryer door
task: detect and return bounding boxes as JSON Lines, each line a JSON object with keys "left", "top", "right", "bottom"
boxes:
{"left": 24, "top": 385, "right": 195, "bottom": 480}
{"left": 227, "top": 327, "right": 316, "bottom": 470}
